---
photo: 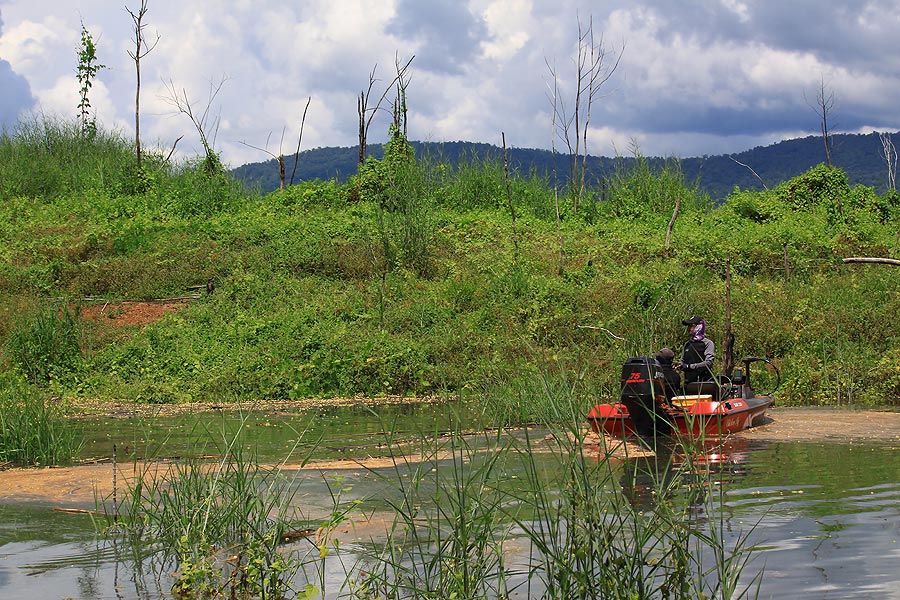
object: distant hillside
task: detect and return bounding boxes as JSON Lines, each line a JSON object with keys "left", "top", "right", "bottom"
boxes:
{"left": 231, "top": 132, "right": 900, "bottom": 200}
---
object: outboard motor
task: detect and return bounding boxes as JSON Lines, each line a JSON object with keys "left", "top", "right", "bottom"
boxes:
{"left": 620, "top": 357, "right": 672, "bottom": 436}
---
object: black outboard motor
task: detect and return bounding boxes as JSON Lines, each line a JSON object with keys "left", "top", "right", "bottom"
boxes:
{"left": 620, "top": 357, "right": 672, "bottom": 436}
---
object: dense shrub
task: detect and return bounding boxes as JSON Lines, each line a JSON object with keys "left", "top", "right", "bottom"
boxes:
{"left": 3, "top": 117, "right": 900, "bottom": 406}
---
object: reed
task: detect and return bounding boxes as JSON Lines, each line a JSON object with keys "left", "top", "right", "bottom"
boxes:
{"left": 100, "top": 413, "right": 321, "bottom": 599}
{"left": 0, "top": 374, "right": 83, "bottom": 466}
{"left": 353, "top": 418, "right": 515, "bottom": 599}
{"left": 98, "top": 383, "right": 762, "bottom": 599}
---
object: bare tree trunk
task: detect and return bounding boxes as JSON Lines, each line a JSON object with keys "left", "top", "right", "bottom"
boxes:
{"left": 358, "top": 90, "right": 367, "bottom": 165}
{"left": 502, "top": 132, "right": 519, "bottom": 261}
{"left": 722, "top": 257, "right": 735, "bottom": 378}
{"left": 126, "top": 0, "right": 159, "bottom": 170}
{"left": 881, "top": 132, "right": 897, "bottom": 191}
{"left": 289, "top": 96, "right": 311, "bottom": 186}
{"left": 665, "top": 195, "right": 681, "bottom": 248}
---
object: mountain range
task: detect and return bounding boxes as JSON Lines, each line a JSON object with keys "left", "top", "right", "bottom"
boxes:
{"left": 231, "top": 131, "right": 900, "bottom": 200}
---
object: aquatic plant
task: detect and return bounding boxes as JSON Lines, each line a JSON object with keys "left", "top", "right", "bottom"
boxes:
{"left": 100, "top": 414, "right": 327, "bottom": 599}
{"left": 0, "top": 373, "right": 83, "bottom": 466}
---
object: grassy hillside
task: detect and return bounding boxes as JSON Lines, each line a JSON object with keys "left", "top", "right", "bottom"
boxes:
{"left": 2, "top": 117, "right": 900, "bottom": 410}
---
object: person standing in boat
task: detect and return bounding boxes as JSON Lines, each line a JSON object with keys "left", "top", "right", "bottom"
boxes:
{"left": 677, "top": 316, "right": 715, "bottom": 384}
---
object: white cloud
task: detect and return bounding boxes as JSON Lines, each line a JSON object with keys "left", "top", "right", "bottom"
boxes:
{"left": 2, "top": 0, "right": 899, "bottom": 165}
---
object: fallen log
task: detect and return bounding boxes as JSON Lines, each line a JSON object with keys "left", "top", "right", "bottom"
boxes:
{"left": 842, "top": 257, "right": 900, "bottom": 267}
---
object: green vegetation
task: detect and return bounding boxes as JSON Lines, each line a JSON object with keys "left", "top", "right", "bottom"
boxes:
{"left": 101, "top": 386, "right": 762, "bottom": 599}
{"left": 0, "top": 373, "right": 83, "bottom": 465}
{"left": 105, "top": 418, "right": 312, "bottom": 599}
{"left": 2, "top": 117, "right": 900, "bottom": 408}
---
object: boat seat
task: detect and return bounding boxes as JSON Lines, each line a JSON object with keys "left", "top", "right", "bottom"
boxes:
{"left": 683, "top": 381, "right": 721, "bottom": 401}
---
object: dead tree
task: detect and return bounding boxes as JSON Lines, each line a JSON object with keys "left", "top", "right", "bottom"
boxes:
{"left": 805, "top": 75, "right": 835, "bottom": 167}
{"left": 240, "top": 130, "right": 288, "bottom": 190}
{"left": 164, "top": 76, "right": 228, "bottom": 173}
{"left": 502, "top": 132, "right": 519, "bottom": 260}
{"left": 125, "top": 0, "right": 159, "bottom": 170}
{"left": 391, "top": 53, "right": 414, "bottom": 136}
{"left": 665, "top": 195, "right": 681, "bottom": 248}
{"left": 721, "top": 257, "right": 735, "bottom": 378}
{"left": 241, "top": 97, "right": 311, "bottom": 190}
{"left": 880, "top": 132, "right": 897, "bottom": 191}
{"left": 547, "top": 65, "right": 565, "bottom": 275}
{"left": 289, "top": 97, "right": 312, "bottom": 186}
{"left": 357, "top": 55, "right": 414, "bottom": 165}
{"left": 546, "top": 16, "right": 623, "bottom": 213}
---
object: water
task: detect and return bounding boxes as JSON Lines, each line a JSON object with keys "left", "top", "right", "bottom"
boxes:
{"left": 2, "top": 405, "right": 899, "bottom": 599}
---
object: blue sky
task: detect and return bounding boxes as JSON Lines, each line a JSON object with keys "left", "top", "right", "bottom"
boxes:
{"left": 2, "top": 0, "right": 898, "bottom": 168}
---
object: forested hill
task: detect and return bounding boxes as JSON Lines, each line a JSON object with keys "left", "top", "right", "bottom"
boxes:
{"left": 231, "top": 131, "right": 900, "bottom": 200}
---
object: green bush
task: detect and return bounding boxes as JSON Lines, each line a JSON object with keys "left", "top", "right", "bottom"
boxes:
{"left": 5, "top": 304, "right": 84, "bottom": 385}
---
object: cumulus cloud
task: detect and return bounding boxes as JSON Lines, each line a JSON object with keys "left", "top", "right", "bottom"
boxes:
{"left": 0, "top": 11, "right": 37, "bottom": 129}
{"left": 1, "top": 0, "right": 898, "bottom": 165}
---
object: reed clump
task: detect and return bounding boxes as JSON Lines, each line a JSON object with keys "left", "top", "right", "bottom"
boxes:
{"left": 0, "top": 373, "right": 83, "bottom": 466}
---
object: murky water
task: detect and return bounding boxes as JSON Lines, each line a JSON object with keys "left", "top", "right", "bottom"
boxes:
{"left": 2, "top": 405, "right": 899, "bottom": 599}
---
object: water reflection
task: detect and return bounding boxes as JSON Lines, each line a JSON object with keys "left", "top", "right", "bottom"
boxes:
{"left": 3, "top": 407, "right": 900, "bottom": 599}
{"left": 617, "top": 436, "right": 757, "bottom": 511}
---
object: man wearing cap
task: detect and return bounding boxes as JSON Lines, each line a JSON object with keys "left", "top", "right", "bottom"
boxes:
{"left": 677, "top": 316, "right": 715, "bottom": 384}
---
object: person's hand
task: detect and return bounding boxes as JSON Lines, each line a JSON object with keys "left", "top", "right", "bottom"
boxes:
{"left": 674, "top": 361, "right": 683, "bottom": 370}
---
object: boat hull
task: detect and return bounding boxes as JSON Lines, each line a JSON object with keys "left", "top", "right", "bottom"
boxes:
{"left": 587, "top": 395, "right": 774, "bottom": 438}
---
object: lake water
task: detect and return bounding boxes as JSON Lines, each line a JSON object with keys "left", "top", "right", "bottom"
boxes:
{"left": 1, "top": 405, "right": 899, "bottom": 599}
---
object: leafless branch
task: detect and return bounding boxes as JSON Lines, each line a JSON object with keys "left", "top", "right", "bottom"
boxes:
{"left": 728, "top": 155, "right": 768, "bottom": 190}
{"left": 163, "top": 75, "right": 228, "bottom": 165}
{"left": 289, "top": 96, "right": 312, "bottom": 186}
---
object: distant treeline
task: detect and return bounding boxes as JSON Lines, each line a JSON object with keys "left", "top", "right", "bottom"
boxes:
{"left": 232, "top": 132, "right": 900, "bottom": 200}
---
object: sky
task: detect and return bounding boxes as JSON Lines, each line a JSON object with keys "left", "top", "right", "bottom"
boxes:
{"left": 1, "top": 0, "right": 899, "bottom": 169}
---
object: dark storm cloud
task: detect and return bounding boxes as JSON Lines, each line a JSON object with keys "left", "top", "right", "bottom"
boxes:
{"left": 642, "top": 1, "right": 900, "bottom": 72}
{"left": 607, "top": 99, "right": 811, "bottom": 137}
{"left": 387, "top": 0, "right": 488, "bottom": 74}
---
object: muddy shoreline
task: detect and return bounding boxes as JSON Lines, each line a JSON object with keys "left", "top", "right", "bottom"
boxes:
{"left": 2, "top": 407, "right": 899, "bottom": 508}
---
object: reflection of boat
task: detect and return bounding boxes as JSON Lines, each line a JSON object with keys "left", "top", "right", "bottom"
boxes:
{"left": 619, "top": 436, "right": 757, "bottom": 510}
{"left": 587, "top": 356, "right": 779, "bottom": 438}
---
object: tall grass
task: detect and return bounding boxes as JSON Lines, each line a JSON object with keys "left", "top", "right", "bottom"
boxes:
{"left": 5, "top": 303, "right": 84, "bottom": 385}
{"left": 340, "top": 378, "right": 762, "bottom": 599}
{"left": 0, "top": 373, "right": 83, "bottom": 466}
{"left": 0, "top": 115, "right": 136, "bottom": 201}
{"left": 99, "top": 384, "right": 763, "bottom": 599}
{"left": 101, "top": 414, "right": 326, "bottom": 599}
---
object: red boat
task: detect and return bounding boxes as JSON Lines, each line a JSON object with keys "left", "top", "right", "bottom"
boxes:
{"left": 587, "top": 356, "right": 778, "bottom": 438}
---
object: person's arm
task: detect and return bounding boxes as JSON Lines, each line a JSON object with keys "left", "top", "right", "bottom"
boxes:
{"left": 698, "top": 339, "right": 715, "bottom": 370}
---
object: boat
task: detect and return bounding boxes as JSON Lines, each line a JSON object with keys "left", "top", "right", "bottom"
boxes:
{"left": 587, "top": 355, "right": 779, "bottom": 438}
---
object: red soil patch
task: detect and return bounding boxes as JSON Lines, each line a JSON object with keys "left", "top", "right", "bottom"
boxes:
{"left": 80, "top": 300, "right": 190, "bottom": 327}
